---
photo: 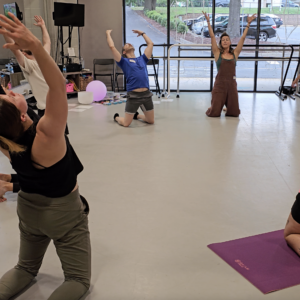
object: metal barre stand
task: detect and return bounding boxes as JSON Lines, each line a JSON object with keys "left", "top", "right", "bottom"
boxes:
{"left": 139, "top": 43, "right": 300, "bottom": 101}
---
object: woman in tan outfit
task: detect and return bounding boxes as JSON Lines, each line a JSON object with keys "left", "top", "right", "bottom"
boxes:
{"left": 204, "top": 12, "right": 257, "bottom": 117}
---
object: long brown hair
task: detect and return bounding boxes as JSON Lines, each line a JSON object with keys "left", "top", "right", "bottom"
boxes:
{"left": 0, "top": 98, "right": 25, "bottom": 153}
{"left": 218, "top": 32, "right": 235, "bottom": 55}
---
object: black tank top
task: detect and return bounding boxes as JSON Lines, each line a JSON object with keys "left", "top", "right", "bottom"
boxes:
{"left": 27, "top": 107, "right": 40, "bottom": 123}
{"left": 10, "top": 120, "right": 83, "bottom": 198}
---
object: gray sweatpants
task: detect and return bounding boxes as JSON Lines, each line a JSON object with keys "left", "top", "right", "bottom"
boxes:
{"left": 0, "top": 189, "right": 91, "bottom": 300}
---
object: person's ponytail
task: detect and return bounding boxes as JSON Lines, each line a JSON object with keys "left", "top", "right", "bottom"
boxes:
{"left": 0, "top": 136, "right": 25, "bottom": 153}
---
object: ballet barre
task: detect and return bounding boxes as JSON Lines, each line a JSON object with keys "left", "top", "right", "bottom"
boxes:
{"left": 139, "top": 43, "right": 299, "bottom": 99}
{"left": 167, "top": 44, "right": 296, "bottom": 100}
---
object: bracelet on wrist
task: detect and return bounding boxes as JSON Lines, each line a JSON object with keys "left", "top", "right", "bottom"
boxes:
{"left": 141, "top": 32, "right": 146, "bottom": 36}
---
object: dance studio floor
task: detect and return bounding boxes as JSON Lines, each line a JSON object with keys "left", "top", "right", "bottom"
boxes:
{"left": 1, "top": 92, "right": 300, "bottom": 299}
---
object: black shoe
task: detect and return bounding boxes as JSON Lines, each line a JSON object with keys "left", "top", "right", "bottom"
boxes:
{"left": 114, "top": 113, "right": 119, "bottom": 122}
{"left": 133, "top": 112, "right": 139, "bottom": 120}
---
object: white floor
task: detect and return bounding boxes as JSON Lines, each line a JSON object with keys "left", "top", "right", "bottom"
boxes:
{"left": 1, "top": 92, "right": 300, "bottom": 299}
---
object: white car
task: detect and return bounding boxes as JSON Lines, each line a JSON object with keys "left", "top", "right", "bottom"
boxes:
{"left": 184, "top": 15, "right": 207, "bottom": 30}
{"left": 192, "top": 14, "right": 229, "bottom": 35}
{"left": 262, "top": 13, "right": 283, "bottom": 28}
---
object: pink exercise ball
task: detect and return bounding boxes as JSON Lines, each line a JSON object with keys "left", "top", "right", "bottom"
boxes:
{"left": 86, "top": 80, "right": 107, "bottom": 101}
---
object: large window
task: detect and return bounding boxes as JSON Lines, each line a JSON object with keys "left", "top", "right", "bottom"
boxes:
{"left": 256, "top": 0, "right": 300, "bottom": 91}
{"left": 124, "top": 0, "right": 299, "bottom": 92}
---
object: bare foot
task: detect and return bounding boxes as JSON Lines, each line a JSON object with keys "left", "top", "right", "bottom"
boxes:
{"left": 0, "top": 197, "right": 7, "bottom": 203}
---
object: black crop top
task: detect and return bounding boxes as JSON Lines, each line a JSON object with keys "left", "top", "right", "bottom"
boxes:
{"left": 10, "top": 120, "right": 83, "bottom": 198}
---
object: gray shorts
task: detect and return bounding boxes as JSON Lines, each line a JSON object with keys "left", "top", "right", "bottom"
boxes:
{"left": 125, "top": 90, "right": 154, "bottom": 114}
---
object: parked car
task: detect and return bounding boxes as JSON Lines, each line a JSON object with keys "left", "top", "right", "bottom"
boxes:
{"left": 192, "top": 14, "right": 229, "bottom": 35}
{"left": 281, "top": 0, "right": 299, "bottom": 6}
{"left": 209, "top": 0, "right": 241, "bottom": 7}
{"left": 263, "top": 13, "right": 283, "bottom": 28}
{"left": 184, "top": 15, "right": 207, "bottom": 30}
{"left": 215, "top": 0, "right": 230, "bottom": 7}
{"left": 203, "top": 15, "right": 277, "bottom": 41}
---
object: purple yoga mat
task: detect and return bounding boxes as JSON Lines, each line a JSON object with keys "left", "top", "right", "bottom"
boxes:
{"left": 208, "top": 230, "right": 300, "bottom": 294}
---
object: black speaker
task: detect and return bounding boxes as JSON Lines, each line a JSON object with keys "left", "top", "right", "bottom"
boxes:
{"left": 58, "top": 63, "right": 82, "bottom": 73}
{"left": 67, "top": 63, "right": 82, "bottom": 72}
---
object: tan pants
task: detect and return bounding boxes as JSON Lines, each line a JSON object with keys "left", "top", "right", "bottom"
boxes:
{"left": 0, "top": 189, "right": 91, "bottom": 300}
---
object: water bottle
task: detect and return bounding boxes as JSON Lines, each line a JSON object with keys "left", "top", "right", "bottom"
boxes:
{"left": 63, "top": 65, "right": 67, "bottom": 73}
{"left": 10, "top": 65, "right": 14, "bottom": 74}
{"left": 80, "top": 58, "right": 85, "bottom": 69}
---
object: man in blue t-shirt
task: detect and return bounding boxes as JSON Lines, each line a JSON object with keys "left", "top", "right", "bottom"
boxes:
{"left": 106, "top": 29, "right": 155, "bottom": 127}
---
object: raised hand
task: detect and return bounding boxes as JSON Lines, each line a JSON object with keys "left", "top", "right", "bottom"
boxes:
{"left": 0, "top": 13, "right": 40, "bottom": 52}
{"left": 132, "top": 30, "right": 144, "bottom": 37}
{"left": 247, "top": 14, "right": 257, "bottom": 24}
{"left": 106, "top": 29, "right": 113, "bottom": 35}
{"left": 33, "top": 15, "right": 45, "bottom": 27}
{"left": 292, "top": 78, "right": 299, "bottom": 88}
{"left": 202, "top": 11, "right": 210, "bottom": 23}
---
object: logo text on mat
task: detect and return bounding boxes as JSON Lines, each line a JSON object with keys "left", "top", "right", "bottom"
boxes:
{"left": 235, "top": 260, "right": 250, "bottom": 270}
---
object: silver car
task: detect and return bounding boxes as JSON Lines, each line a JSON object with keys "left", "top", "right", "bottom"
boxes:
{"left": 192, "top": 14, "right": 229, "bottom": 35}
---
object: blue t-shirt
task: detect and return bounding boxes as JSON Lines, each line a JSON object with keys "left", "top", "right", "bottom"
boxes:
{"left": 116, "top": 54, "right": 149, "bottom": 91}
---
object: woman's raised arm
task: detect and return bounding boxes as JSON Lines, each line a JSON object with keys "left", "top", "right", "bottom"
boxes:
{"left": 203, "top": 11, "right": 219, "bottom": 59}
{"left": 0, "top": 13, "right": 67, "bottom": 139}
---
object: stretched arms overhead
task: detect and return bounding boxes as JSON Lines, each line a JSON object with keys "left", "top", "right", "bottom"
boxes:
{"left": 0, "top": 13, "right": 67, "bottom": 147}
{"left": 2, "top": 28, "right": 25, "bottom": 67}
{"left": 132, "top": 30, "right": 154, "bottom": 59}
{"left": 234, "top": 14, "right": 257, "bottom": 58}
{"left": 106, "top": 30, "right": 122, "bottom": 62}
{"left": 203, "top": 12, "right": 257, "bottom": 60}
{"left": 2, "top": 15, "right": 52, "bottom": 68}
{"left": 203, "top": 11, "right": 220, "bottom": 60}
{"left": 34, "top": 15, "right": 51, "bottom": 54}
{"left": 106, "top": 29, "right": 154, "bottom": 61}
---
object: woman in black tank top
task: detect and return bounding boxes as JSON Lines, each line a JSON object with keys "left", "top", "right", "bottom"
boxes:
{"left": 0, "top": 14, "right": 91, "bottom": 300}
{"left": 0, "top": 107, "right": 39, "bottom": 201}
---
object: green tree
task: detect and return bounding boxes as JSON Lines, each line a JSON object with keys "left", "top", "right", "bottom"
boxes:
{"left": 126, "top": 0, "right": 145, "bottom": 5}
{"left": 144, "top": 0, "right": 157, "bottom": 11}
